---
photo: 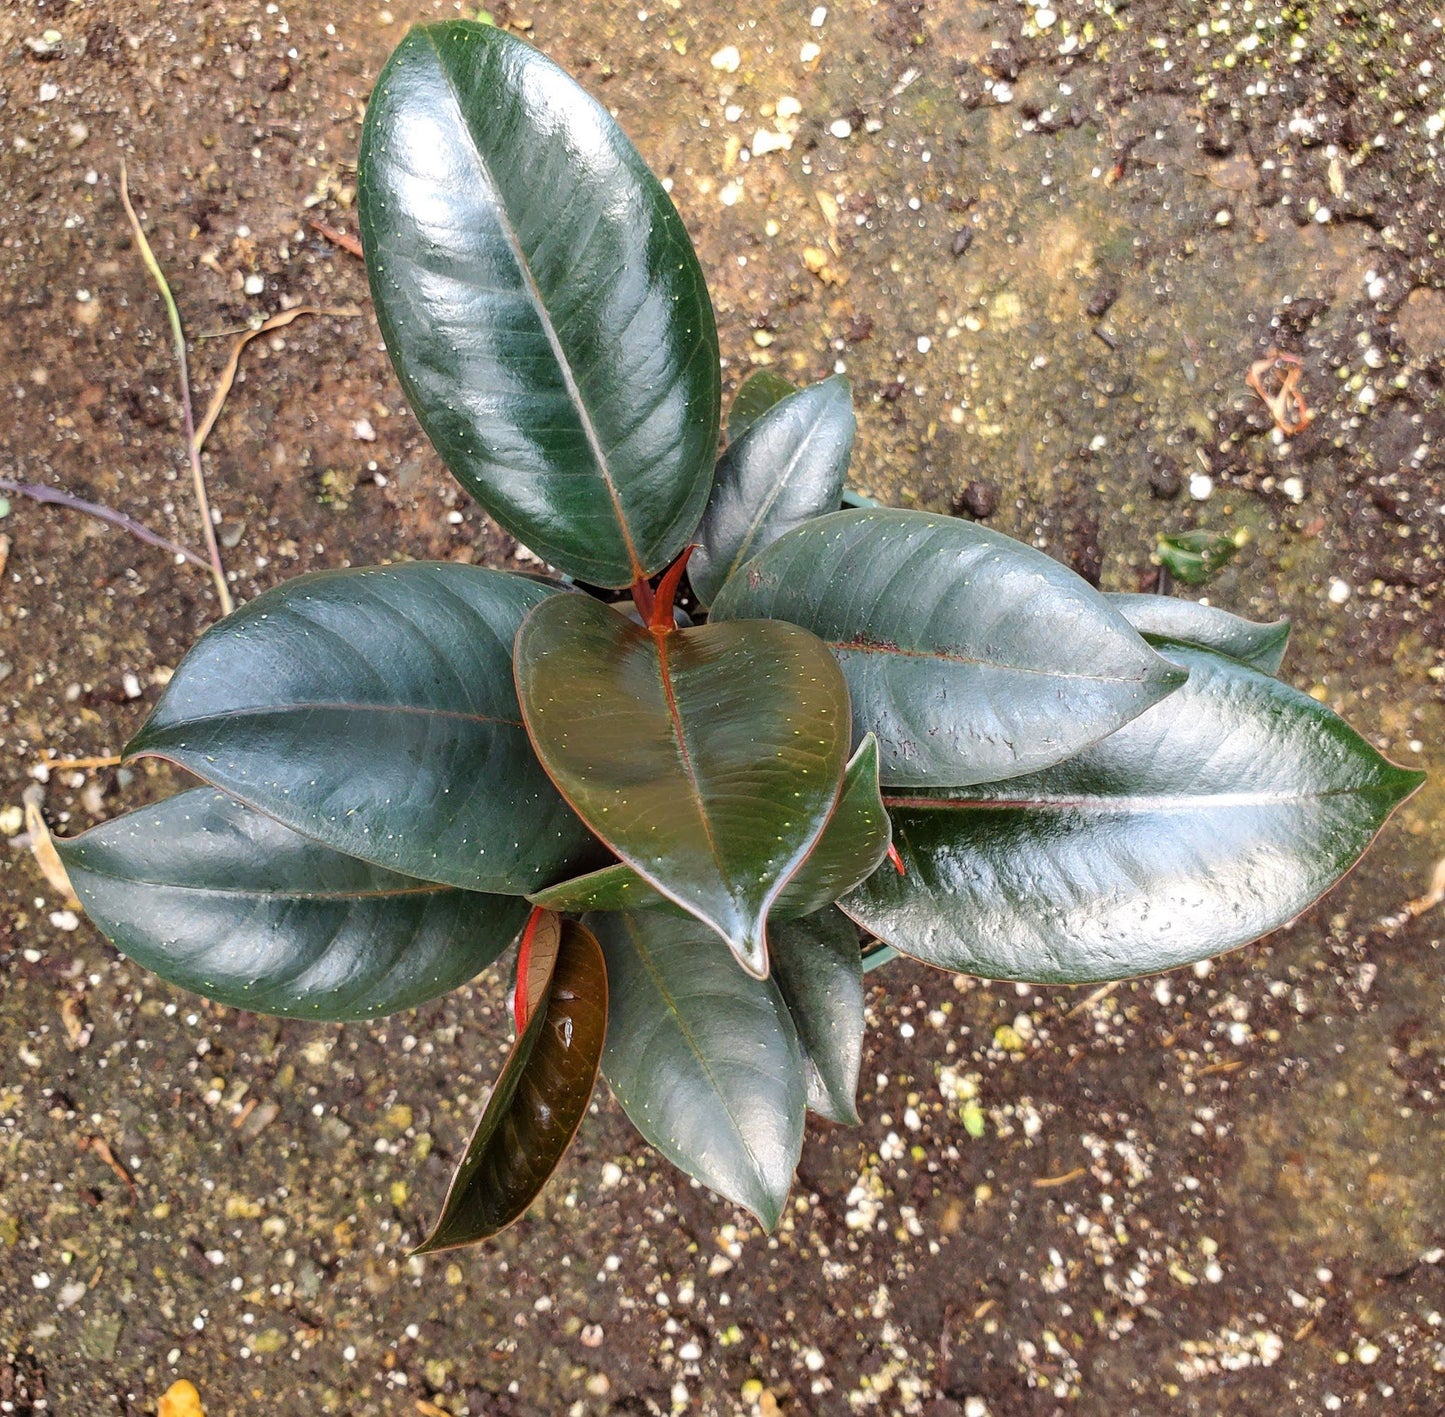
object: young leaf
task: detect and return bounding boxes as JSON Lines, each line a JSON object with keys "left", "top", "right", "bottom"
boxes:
{"left": 126, "top": 564, "right": 599, "bottom": 894}
{"left": 770, "top": 909, "right": 865, "bottom": 1125}
{"left": 1109, "top": 593, "right": 1290, "bottom": 674}
{"left": 689, "top": 376, "right": 855, "bottom": 608}
{"left": 416, "top": 914, "right": 607, "bottom": 1252}
{"left": 515, "top": 593, "right": 851, "bottom": 976}
{"left": 528, "top": 733, "right": 890, "bottom": 921}
{"left": 842, "top": 646, "right": 1425, "bottom": 984}
{"left": 591, "top": 910, "right": 804, "bottom": 1228}
{"left": 358, "top": 21, "right": 720, "bottom": 588}
{"left": 57, "top": 790, "right": 528, "bottom": 1020}
{"left": 727, "top": 369, "right": 798, "bottom": 441}
{"left": 710, "top": 509, "right": 1187, "bottom": 788}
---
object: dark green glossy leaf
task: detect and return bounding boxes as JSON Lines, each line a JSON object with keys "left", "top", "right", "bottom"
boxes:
{"left": 528, "top": 733, "right": 890, "bottom": 921}
{"left": 1109, "top": 593, "right": 1290, "bottom": 675}
{"left": 690, "top": 377, "right": 855, "bottom": 608}
{"left": 126, "top": 564, "right": 598, "bottom": 894}
{"left": 592, "top": 910, "right": 804, "bottom": 1228}
{"left": 57, "top": 790, "right": 527, "bottom": 1020}
{"left": 710, "top": 509, "right": 1186, "bottom": 788}
{"left": 416, "top": 914, "right": 607, "bottom": 1251}
{"left": 358, "top": 22, "right": 720, "bottom": 588}
{"left": 516, "top": 594, "right": 851, "bottom": 976}
{"left": 727, "top": 369, "right": 797, "bottom": 441}
{"left": 770, "top": 909, "right": 864, "bottom": 1125}
{"left": 842, "top": 646, "right": 1425, "bottom": 984}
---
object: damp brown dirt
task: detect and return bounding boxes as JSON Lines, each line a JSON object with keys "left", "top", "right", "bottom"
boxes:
{"left": 1, "top": 3, "right": 1442, "bottom": 1414}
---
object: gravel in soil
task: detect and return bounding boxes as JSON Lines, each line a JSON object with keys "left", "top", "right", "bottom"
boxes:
{"left": 1, "top": 2, "right": 1442, "bottom": 1413}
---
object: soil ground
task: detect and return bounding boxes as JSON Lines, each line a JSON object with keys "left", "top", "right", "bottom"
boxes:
{"left": 1, "top": 1, "right": 1443, "bottom": 1413}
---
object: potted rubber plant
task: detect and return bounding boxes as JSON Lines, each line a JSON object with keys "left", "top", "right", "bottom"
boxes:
{"left": 58, "top": 20, "right": 1423, "bottom": 1251}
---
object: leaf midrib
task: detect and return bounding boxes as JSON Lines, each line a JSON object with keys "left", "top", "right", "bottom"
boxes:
{"left": 70, "top": 862, "right": 452, "bottom": 901}
{"left": 883, "top": 783, "right": 1403, "bottom": 813}
{"left": 138, "top": 700, "right": 525, "bottom": 735}
{"left": 624, "top": 917, "right": 773, "bottom": 1203}
{"left": 830, "top": 638, "right": 1160, "bottom": 683}
{"left": 425, "top": 30, "right": 644, "bottom": 583}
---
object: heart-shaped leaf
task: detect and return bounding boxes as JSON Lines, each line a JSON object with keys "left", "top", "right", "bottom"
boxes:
{"left": 528, "top": 733, "right": 890, "bottom": 921}
{"left": 709, "top": 509, "right": 1186, "bottom": 788}
{"left": 689, "top": 377, "right": 855, "bottom": 608}
{"left": 358, "top": 21, "right": 720, "bottom": 587}
{"left": 592, "top": 910, "right": 804, "bottom": 1228}
{"left": 126, "top": 564, "right": 599, "bottom": 894}
{"left": 770, "top": 909, "right": 865, "bottom": 1124}
{"left": 515, "top": 593, "right": 851, "bottom": 976}
{"left": 727, "top": 369, "right": 797, "bottom": 441}
{"left": 416, "top": 912, "right": 607, "bottom": 1251}
{"left": 1109, "top": 593, "right": 1290, "bottom": 674}
{"left": 842, "top": 646, "right": 1425, "bottom": 984}
{"left": 57, "top": 790, "right": 528, "bottom": 1020}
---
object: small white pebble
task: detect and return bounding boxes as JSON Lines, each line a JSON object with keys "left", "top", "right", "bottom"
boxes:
{"left": 1188, "top": 472, "right": 1214, "bottom": 501}
{"left": 1314, "top": 206, "right": 1332, "bottom": 223}
{"left": 678, "top": 1340, "right": 702, "bottom": 1361}
{"left": 122, "top": 671, "right": 143, "bottom": 699}
{"left": 1328, "top": 578, "right": 1351, "bottom": 605}
{"left": 992, "top": 82, "right": 1014, "bottom": 104}
{"left": 777, "top": 95, "right": 802, "bottom": 119}
{"left": 353, "top": 417, "right": 376, "bottom": 441}
{"left": 243, "top": 273, "right": 265, "bottom": 296}
{"left": 49, "top": 910, "right": 80, "bottom": 932}
{"left": 829, "top": 118, "right": 853, "bottom": 139}
{"left": 710, "top": 45, "right": 741, "bottom": 73}
{"left": 799, "top": 41, "right": 821, "bottom": 64}
{"left": 916, "top": 335, "right": 931, "bottom": 354}
{"left": 1035, "top": 7, "right": 1057, "bottom": 27}
{"left": 1214, "top": 209, "right": 1232, "bottom": 227}
{"left": 39, "top": 82, "right": 60, "bottom": 102}
{"left": 32, "top": 1273, "right": 51, "bottom": 1291}
{"left": 809, "top": 5, "right": 827, "bottom": 25}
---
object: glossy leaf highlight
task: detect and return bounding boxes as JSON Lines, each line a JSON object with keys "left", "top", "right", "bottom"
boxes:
{"left": 711, "top": 509, "right": 1186, "bottom": 788}
{"left": 528, "top": 733, "right": 890, "bottom": 921}
{"left": 690, "top": 376, "right": 855, "bottom": 607}
{"left": 359, "top": 22, "right": 720, "bottom": 586}
{"left": 58, "top": 790, "right": 527, "bottom": 1020}
{"left": 1109, "top": 593, "right": 1290, "bottom": 674}
{"left": 416, "top": 915, "right": 607, "bottom": 1251}
{"left": 593, "top": 910, "right": 804, "bottom": 1228}
{"left": 516, "top": 594, "right": 851, "bottom": 975}
{"left": 843, "top": 646, "right": 1425, "bottom": 983}
{"left": 770, "top": 909, "right": 865, "bottom": 1125}
{"left": 126, "top": 564, "right": 598, "bottom": 894}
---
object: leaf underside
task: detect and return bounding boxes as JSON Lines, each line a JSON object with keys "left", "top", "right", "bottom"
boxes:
{"left": 592, "top": 910, "right": 804, "bottom": 1228}
{"left": 358, "top": 21, "right": 720, "bottom": 587}
{"left": 770, "top": 909, "right": 865, "bottom": 1124}
{"left": 416, "top": 915, "right": 607, "bottom": 1251}
{"left": 843, "top": 645, "right": 1425, "bottom": 984}
{"left": 516, "top": 593, "right": 852, "bottom": 976}
{"left": 528, "top": 732, "right": 890, "bottom": 921}
{"left": 690, "top": 376, "right": 855, "bottom": 608}
{"left": 126, "top": 563, "right": 599, "bottom": 894}
{"left": 710, "top": 508, "right": 1187, "bottom": 789}
{"left": 57, "top": 790, "right": 527, "bottom": 1020}
{"left": 1109, "top": 593, "right": 1290, "bottom": 674}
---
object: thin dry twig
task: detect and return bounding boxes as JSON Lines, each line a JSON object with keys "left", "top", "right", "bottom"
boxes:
{"left": 22, "top": 787, "right": 80, "bottom": 909}
{"left": 1032, "top": 1166, "right": 1087, "bottom": 1189}
{"left": 0, "top": 475, "right": 210, "bottom": 570}
{"left": 79, "top": 1135, "right": 139, "bottom": 1204}
{"left": 309, "top": 217, "right": 364, "bottom": 258}
{"left": 119, "top": 163, "right": 233, "bottom": 614}
{"left": 36, "top": 753, "right": 124, "bottom": 772}
{"left": 196, "top": 304, "right": 361, "bottom": 451}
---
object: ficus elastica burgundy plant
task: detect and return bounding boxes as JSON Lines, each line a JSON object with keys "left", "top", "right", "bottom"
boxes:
{"left": 60, "top": 20, "right": 1423, "bottom": 1250}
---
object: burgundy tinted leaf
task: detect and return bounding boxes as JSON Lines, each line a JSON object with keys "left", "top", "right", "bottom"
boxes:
{"left": 415, "top": 917, "right": 607, "bottom": 1252}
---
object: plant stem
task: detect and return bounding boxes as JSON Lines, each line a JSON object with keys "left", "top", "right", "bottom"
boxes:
{"left": 861, "top": 943, "right": 897, "bottom": 974}
{"left": 119, "top": 164, "right": 233, "bottom": 615}
{"left": 0, "top": 476, "right": 210, "bottom": 570}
